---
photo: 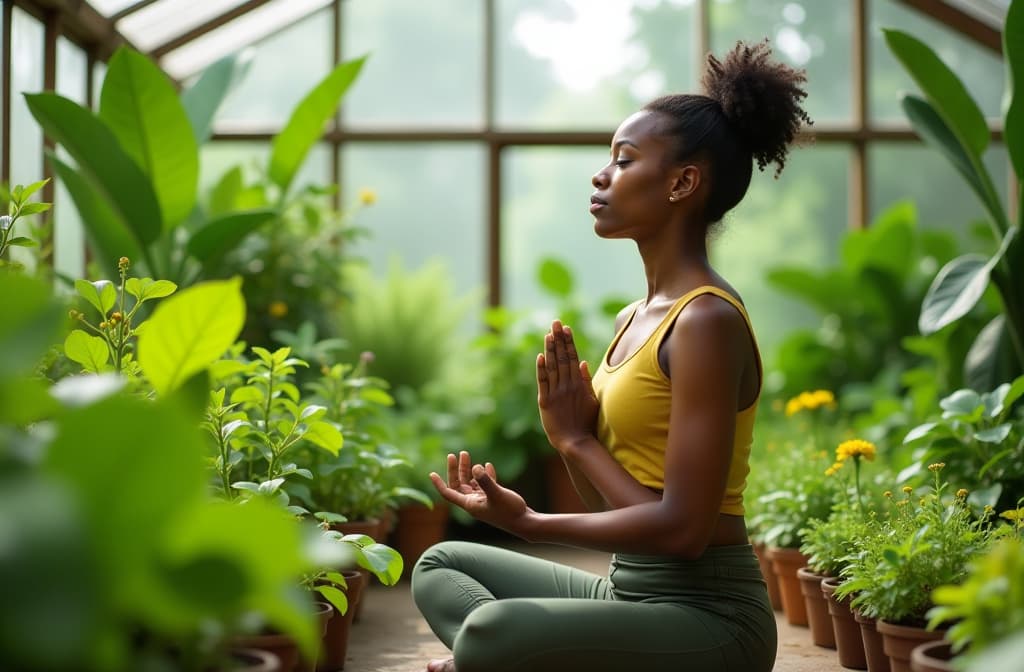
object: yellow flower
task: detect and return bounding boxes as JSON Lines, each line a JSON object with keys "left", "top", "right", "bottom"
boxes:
{"left": 268, "top": 301, "right": 289, "bottom": 319}
{"left": 824, "top": 462, "right": 844, "bottom": 476}
{"left": 927, "top": 462, "right": 945, "bottom": 472}
{"left": 785, "top": 397, "right": 803, "bottom": 417}
{"left": 785, "top": 389, "right": 836, "bottom": 416}
{"left": 902, "top": 486, "right": 913, "bottom": 494}
{"left": 956, "top": 489, "right": 968, "bottom": 499}
{"left": 358, "top": 188, "right": 377, "bottom": 206}
{"left": 836, "top": 439, "right": 877, "bottom": 462}
{"left": 883, "top": 490, "right": 893, "bottom": 498}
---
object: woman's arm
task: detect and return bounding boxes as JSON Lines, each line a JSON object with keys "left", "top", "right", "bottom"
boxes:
{"left": 435, "top": 295, "right": 748, "bottom": 558}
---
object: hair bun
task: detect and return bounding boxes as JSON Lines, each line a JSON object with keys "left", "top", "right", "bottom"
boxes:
{"left": 703, "top": 40, "right": 812, "bottom": 175}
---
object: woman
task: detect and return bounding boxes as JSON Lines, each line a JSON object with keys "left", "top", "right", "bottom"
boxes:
{"left": 412, "top": 40, "right": 811, "bottom": 672}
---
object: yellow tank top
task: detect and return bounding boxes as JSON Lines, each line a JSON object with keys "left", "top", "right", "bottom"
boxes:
{"left": 591, "top": 286, "right": 761, "bottom": 516}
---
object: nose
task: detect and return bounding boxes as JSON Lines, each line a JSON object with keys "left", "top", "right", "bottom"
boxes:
{"left": 592, "top": 167, "right": 609, "bottom": 189}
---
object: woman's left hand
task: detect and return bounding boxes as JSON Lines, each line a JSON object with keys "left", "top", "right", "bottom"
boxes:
{"left": 536, "top": 321, "right": 600, "bottom": 453}
{"left": 430, "top": 451, "right": 531, "bottom": 534}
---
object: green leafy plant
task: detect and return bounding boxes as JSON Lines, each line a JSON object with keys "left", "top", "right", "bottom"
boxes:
{"left": 925, "top": 533, "right": 1024, "bottom": 670}
{"left": 64, "top": 257, "right": 177, "bottom": 378}
{"left": 25, "top": 47, "right": 365, "bottom": 285}
{"left": 0, "top": 179, "right": 51, "bottom": 265}
{"left": 837, "top": 464, "right": 1003, "bottom": 625}
{"left": 883, "top": 3, "right": 1024, "bottom": 387}
{"left": 900, "top": 376, "right": 1024, "bottom": 510}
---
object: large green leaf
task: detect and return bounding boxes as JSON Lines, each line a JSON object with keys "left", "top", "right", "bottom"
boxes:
{"left": 99, "top": 48, "right": 198, "bottom": 228}
{"left": 919, "top": 228, "right": 1017, "bottom": 334}
{"left": 538, "top": 258, "right": 573, "bottom": 297}
{"left": 901, "top": 95, "right": 988, "bottom": 204}
{"left": 180, "top": 49, "right": 254, "bottom": 145}
{"left": 47, "top": 152, "right": 143, "bottom": 276}
{"left": 137, "top": 277, "right": 246, "bottom": 395}
{"left": 25, "top": 93, "right": 163, "bottom": 247}
{"left": 884, "top": 29, "right": 989, "bottom": 158}
{"left": 1005, "top": 0, "right": 1024, "bottom": 181}
{"left": 185, "top": 209, "right": 277, "bottom": 273}
{"left": 965, "top": 315, "right": 1012, "bottom": 392}
{"left": 0, "top": 274, "right": 66, "bottom": 380}
{"left": 268, "top": 56, "right": 367, "bottom": 195}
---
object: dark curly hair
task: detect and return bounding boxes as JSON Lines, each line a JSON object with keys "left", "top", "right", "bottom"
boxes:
{"left": 643, "top": 40, "right": 811, "bottom": 224}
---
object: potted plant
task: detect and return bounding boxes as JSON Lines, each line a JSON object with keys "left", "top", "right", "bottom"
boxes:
{"left": 837, "top": 464, "right": 1002, "bottom": 672}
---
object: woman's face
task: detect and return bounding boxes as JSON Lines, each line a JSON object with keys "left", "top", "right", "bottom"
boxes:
{"left": 589, "top": 110, "right": 685, "bottom": 240}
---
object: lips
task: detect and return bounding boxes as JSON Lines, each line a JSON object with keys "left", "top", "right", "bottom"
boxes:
{"left": 590, "top": 194, "right": 607, "bottom": 214}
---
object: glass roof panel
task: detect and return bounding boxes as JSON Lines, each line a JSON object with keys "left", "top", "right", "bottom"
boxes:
{"left": 160, "top": 0, "right": 331, "bottom": 79}
{"left": 117, "top": 0, "right": 253, "bottom": 52}
{"left": 88, "top": 0, "right": 141, "bottom": 16}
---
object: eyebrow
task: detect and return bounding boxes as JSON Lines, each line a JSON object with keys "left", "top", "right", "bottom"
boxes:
{"left": 613, "top": 139, "right": 639, "bottom": 151}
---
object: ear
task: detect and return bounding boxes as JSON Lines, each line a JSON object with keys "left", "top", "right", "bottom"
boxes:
{"left": 668, "top": 164, "right": 702, "bottom": 202}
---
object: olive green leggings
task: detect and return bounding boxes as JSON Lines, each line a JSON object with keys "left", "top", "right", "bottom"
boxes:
{"left": 411, "top": 541, "right": 777, "bottom": 672}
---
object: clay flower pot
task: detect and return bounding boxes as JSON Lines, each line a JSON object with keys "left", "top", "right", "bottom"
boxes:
{"left": 331, "top": 519, "right": 382, "bottom": 621}
{"left": 798, "top": 566, "right": 836, "bottom": 648}
{"left": 752, "top": 540, "right": 783, "bottom": 611}
{"left": 767, "top": 546, "right": 809, "bottom": 626}
{"left": 821, "top": 577, "right": 867, "bottom": 670}
{"left": 877, "top": 619, "right": 945, "bottom": 672}
{"left": 226, "top": 648, "right": 281, "bottom": 671}
{"left": 317, "top": 571, "right": 366, "bottom": 672}
{"left": 854, "top": 610, "right": 890, "bottom": 672}
{"left": 392, "top": 502, "right": 450, "bottom": 570}
{"left": 910, "top": 640, "right": 956, "bottom": 672}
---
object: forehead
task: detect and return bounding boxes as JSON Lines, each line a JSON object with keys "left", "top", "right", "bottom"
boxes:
{"left": 611, "top": 110, "right": 668, "bottom": 148}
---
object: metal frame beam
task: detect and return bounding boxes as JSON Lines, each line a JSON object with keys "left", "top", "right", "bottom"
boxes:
{"left": 897, "top": 0, "right": 1003, "bottom": 54}
{"left": 19, "top": 0, "right": 133, "bottom": 60}
{"left": 150, "top": 0, "right": 273, "bottom": 59}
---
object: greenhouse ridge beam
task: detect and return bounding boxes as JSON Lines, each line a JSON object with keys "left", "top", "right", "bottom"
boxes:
{"left": 150, "top": 0, "right": 274, "bottom": 59}
{"left": 22, "top": 0, "right": 133, "bottom": 60}
{"left": 111, "top": 0, "right": 161, "bottom": 22}
{"left": 898, "top": 0, "right": 1003, "bottom": 53}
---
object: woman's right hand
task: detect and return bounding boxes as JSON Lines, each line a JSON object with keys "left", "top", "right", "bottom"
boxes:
{"left": 536, "top": 321, "right": 600, "bottom": 453}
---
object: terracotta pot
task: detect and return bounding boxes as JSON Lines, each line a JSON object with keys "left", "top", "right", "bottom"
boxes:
{"left": 822, "top": 577, "right": 867, "bottom": 670}
{"left": 223, "top": 648, "right": 281, "bottom": 671}
{"left": 296, "top": 602, "right": 334, "bottom": 672}
{"left": 316, "top": 571, "right": 366, "bottom": 672}
{"left": 752, "top": 540, "right": 783, "bottom": 611}
{"left": 331, "top": 519, "right": 381, "bottom": 621}
{"left": 798, "top": 566, "right": 836, "bottom": 648}
{"left": 910, "top": 640, "right": 956, "bottom": 672}
{"left": 854, "top": 611, "right": 890, "bottom": 672}
{"left": 543, "top": 455, "right": 588, "bottom": 513}
{"left": 877, "top": 619, "right": 945, "bottom": 672}
{"left": 767, "top": 546, "right": 809, "bottom": 626}
{"left": 392, "top": 502, "right": 450, "bottom": 571}
{"left": 231, "top": 633, "right": 298, "bottom": 672}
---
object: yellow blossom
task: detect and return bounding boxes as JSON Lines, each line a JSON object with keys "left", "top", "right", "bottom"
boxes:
{"left": 902, "top": 486, "right": 913, "bottom": 494}
{"left": 268, "top": 301, "right": 289, "bottom": 319}
{"left": 358, "top": 188, "right": 377, "bottom": 206}
{"left": 927, "top": 462, "right": 945, "bottom": 472}
{"left": 784, "top": 389, "right": 836, "bottom": 416}
{"left": 825, "top": 462, "right": 844, "bottom": 476}
{"left": 956, "top": 489, "right": 968, "bottom": 499}
{"left": 785, "top": 397, "right": 802, "bottom": 417}
{"left": 836, "top": 439, "right": 877, "bottom": 462}
{"left": 883, "top": 490, "right": 892, "bottom": 498}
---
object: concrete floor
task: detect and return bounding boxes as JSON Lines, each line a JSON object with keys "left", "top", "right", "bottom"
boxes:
{"left": 343, "top": 543, "right": 844, "bottom": 672}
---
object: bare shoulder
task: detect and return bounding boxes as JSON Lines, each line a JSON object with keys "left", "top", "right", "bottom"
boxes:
{"left": 669, "top": 293, "right": 749, "bottom": 351}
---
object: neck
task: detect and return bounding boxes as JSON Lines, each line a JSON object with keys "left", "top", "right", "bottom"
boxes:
{"left": 635, "top": 216, "right": 713, "bottom": 305}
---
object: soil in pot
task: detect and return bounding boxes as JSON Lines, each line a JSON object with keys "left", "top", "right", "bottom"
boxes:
{"left": 821, "top": 577, "right": 867, "bottom": 670}
{"left": 910, "top": 640, "right": 957, "bottom": 672}
{"left": 798, "top": 566, "right": 836, "bottom": 648}
{"left": 317, "top": 570, "right": 366, "bottom": 672}
{"left": 877, "top": 619, "right": 945, "bottom": 672}
{"left": 752, "top": 540, "right": 783, "bottom": 611}
{"left": 767, "top": 546, "right": 809, "bottom": 626}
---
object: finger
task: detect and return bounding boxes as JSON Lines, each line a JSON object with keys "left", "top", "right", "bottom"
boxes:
{"left": 545, "top": 333, "right": 558, "bottom": 386}
{"left": 563, "top": 325, "right": 581, "bottom": 383}
{"left": 446, "top": 453, "right": 459, "bottom": 489}
{"left": 459, "top": 451, "right": 473, "bottom": 486}
{"left": 581, "top": 360, "right": 599, "bottom": 403}
{"left": 552, "top": 320, "right": 571, "bottom": 387}
{"left": 472, "top": 464, "right": 501, "bottom": 498}
{"left": 485, "top": 462, "right": 498, "bottom": 482}
{"left": 536, "top": 353, "right": 549, "bottom": 403}
{"left": 431, "top": 472, "right": 468, "bottom": 508}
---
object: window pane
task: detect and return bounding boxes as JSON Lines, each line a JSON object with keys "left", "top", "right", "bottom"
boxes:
{"left": 55, "top": 38, "right": 89, "bottom": 280}
{"left": 496, "top": 0, "right": 697, "bottom": 129}
{"left": 342, "top": 0, "right": 484, "bottom": 128}
{"left": 869, "top": 143, "right": 1009, "bottom": 246}
{"left": 711, "top": 0, "right": 851, "bottom": 123}
{"left": 870, "top": 0, "right": 1004, "bottom": 122}
{"left": 502, "top": 147, "right": 643, "bottom": 350}
{"left": 712, "top": 145, "right": 849, "bottom": 356}
{"left": 118, "top": 0, "right": 253, "bottom": 52}
{"left": 341, "top": 143, "right": 487, "bottom": 305}
{"left": 11, "top": 8, "right": 43, "bottom": 272}
{"left": 199, "top": 141, "right": 330, "bottom": 195}
{"left": 214, "top": 9, "right": 332, "bottom": 129}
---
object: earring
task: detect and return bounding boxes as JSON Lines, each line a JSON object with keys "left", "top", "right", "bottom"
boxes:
{"left": 669, "top": 195, "right": 678, "bottom": 202}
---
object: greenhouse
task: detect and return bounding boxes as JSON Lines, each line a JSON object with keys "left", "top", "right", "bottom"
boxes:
{"left": 0, "top": 0, "right": 1020, "bottom": 670}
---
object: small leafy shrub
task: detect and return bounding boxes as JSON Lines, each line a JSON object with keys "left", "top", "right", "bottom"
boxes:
{"left": 0, "top": 179, "right": 51, "bottom": 266}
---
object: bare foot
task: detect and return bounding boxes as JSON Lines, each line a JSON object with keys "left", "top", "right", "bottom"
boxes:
{"left": 426, "top": 658, "right": 456, "bottom": 672}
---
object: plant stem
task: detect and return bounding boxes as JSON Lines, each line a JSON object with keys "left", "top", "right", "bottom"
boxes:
{"left": 854, "top": 456, "right": 864, "bottom": 517}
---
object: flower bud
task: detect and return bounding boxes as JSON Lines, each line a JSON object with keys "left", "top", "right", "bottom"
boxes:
{"left": 0, "top": 215, "right": 12, "bottom": 231}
